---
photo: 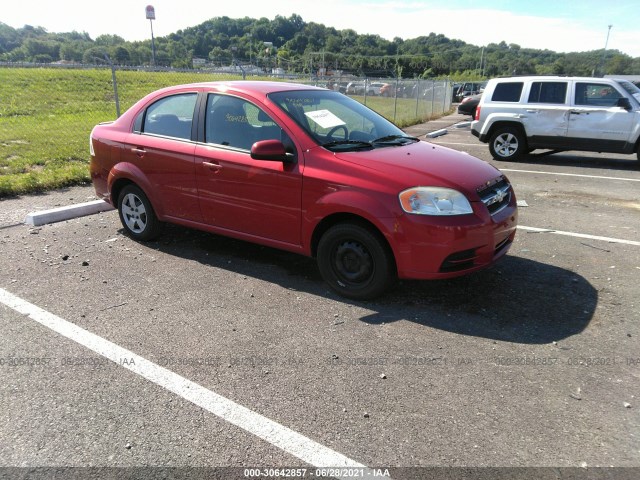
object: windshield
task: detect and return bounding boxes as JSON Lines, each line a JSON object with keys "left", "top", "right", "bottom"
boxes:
{"left": 269, "top": 89, "right": 416, "bottom": 151}
{"left": 618, "top": 80, "right": 640, "bottom": 104}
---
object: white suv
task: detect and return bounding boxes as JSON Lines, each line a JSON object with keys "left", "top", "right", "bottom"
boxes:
{"left": 471, "top": 76, "right": 640, "bottom": 165}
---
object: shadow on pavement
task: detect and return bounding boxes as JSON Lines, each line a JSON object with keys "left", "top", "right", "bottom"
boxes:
{"left": 366, "top": 255, "right": 596, "bottom": 345}
{"left": 139, "top": 224, "right": 597, "bottom": 346}
{"left": 510, "top": 152, "right": 638, "bottom": 172}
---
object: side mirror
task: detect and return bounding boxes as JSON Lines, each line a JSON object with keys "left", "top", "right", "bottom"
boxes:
{"left": 250, "top": 139, "right": 294, "bottom": 162}
{"left": 617, "top": 97, "right": 632, "bottom": 111}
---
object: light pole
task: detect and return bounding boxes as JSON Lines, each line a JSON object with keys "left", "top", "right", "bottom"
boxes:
{"left": 264, "top": 41, "right": 273, "bottom": 74}
{"left": 597, "top": 25, "right": 613, "bottom": 77}
{"left": 145, "top": 5, "right": 157, "bottom": 66}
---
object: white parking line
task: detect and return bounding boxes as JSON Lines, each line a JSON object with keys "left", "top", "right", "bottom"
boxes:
{"left": 502, "top": 169, "right": 640, "bottom": 183}
{"left": 519, "top": 226, "right": 640, "bottom": 246}
{"left": 0, "top": 288, "right": 378, "bottom": 475}
{"left": 428, "top": 141, "right": 478, "bottom": 147}
{"left": 430, "top": 142, "right": 640, "bottom": 183}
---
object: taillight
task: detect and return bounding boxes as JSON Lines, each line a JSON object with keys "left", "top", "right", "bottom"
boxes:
{"left": 474, "top": 106, "right": 481, "bottom": 121}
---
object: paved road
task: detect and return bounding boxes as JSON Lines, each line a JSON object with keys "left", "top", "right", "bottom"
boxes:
{"left": 1, "top": 112, "right": 638, "bottom": 479}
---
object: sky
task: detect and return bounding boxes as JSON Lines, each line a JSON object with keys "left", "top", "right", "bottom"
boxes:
{"left": 2, "top": 0, "right": 640, "bottom": 58}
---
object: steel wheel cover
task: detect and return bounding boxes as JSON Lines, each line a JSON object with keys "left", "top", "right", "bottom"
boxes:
{"left": 121, "top": 193, "right": 147, "bottom": 234}
{"left": 332, "top": 240, "right": 373, "bottom": 285}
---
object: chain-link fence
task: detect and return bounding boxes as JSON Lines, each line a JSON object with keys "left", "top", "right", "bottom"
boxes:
{"left": 306, "top": 76, "right": 453, "bottom": 126}
{"left": 0, "top": 63, "right": 452, "bottom": 196}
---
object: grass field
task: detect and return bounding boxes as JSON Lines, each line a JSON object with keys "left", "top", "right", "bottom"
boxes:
{"left": 0, "top": 67, "right": 449, "bottom": 197}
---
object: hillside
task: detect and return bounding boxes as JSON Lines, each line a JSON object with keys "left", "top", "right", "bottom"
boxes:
{"left": 1, "top": 14, "right": 639, "bottom": 77}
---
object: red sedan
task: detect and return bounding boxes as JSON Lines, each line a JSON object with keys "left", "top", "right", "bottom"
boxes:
{"left": 90, "top": 81, "right": 517, "bottom": 299}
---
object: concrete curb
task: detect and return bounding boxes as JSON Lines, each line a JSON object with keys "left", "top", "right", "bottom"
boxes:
{"left": 425, "top": 128, "right": 448, "bottom": 138}
{"left": 25, "top": 199, "right": 115, "bottom": 227}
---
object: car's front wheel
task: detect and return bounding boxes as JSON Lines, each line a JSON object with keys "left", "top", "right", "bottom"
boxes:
{"left": 489, "top": 127, "right": 527, "bottom": 161}
{"left": 317, "top": 223, "right": 396, "bottom": 300}
{"left": 117, "top": 184, "right": 162, "bottom": 241}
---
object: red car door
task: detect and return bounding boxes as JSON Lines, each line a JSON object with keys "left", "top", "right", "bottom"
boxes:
{"left": 122, "top": 93, "right": 201, "bottom": 222}
{"left": 194, "top": 94, "right": 303, "bottom": 246}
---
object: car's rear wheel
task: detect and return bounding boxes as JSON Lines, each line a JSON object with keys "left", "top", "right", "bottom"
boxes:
{"left": 117, "top": 184, "right": 162, "bottom": 241}
{"left": 489, "top": 127, "right": 526, "bottom": 161}
{"left": 317, "top": 223, "right": 396, "bottom": 300}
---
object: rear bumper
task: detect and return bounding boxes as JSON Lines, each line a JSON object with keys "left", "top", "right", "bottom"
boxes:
{"left": 470, "top": 120, "right": 486, "bottom": 141}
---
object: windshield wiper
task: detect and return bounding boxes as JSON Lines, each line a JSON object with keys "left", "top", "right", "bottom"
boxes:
{"left": 321, "top": 140, "right": 373, "bottom": 150}
{"left": 372, "top": 134, "right": 420, "bottom": 145}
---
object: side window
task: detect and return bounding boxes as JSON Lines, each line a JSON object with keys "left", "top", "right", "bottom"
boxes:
{"left": 205, "top": 94, "right": 285, "bottom": 150}
{"left": 143, "top": 94, "right": 197, "bottom": 140}
{"left": 491, "top": 82, "right": 524, "bottom": 102}
{"left": 575, "top": 83, "right": 623, "bottom": 107}
{"left": 243, "top": 102, "right": 286, "bottom": 144}
{"left": 528, "top": 82, "right": 567, "bottom": 104}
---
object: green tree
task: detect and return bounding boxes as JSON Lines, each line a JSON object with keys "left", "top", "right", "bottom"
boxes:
{"left": 607, "top": 54, "right": 632, "bottom": 75}
{"left": 113, "top": 46, "right": 131, "bottom": 64}
{"left": 24, "top": 38, "right": 60, "bottom": 61}
{"left": 59, "top": 41, "right": 87, "bottom": 62}
{"left": 82, "top": 46, "right": 106, "bottom": 64}
{"left": 95, "top": 34, "right": 125, "bottom": 47}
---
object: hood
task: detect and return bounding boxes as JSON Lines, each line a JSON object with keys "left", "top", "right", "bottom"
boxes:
{"left": 333, "top": 140, "right": 504, "bottom": 199}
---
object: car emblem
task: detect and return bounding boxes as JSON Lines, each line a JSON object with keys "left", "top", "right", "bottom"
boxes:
{"left": 493, "top": 189, "right": 506, "bottom": 203}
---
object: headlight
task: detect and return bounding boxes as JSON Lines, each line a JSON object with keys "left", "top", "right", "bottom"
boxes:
{"left": 399, "top": 187, "right": 473, "bottom": 216}
{"left": 89, "top": 134, "right": 95, "bottom": 157}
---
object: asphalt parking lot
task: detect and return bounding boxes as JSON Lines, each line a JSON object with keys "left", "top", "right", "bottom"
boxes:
{"left": 1, "top": 111, "right": 639, "bottom": 479}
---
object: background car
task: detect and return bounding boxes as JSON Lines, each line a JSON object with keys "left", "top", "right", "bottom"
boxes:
{"left": 457, "top": 94, "right": 482, "bottom": 117}
{"left": 452, "top": 83, "right": 463, "bottom": 101}
{"left": 345, "top": 81, "right": 364, "bottom": 95}
{"left": 91, "top": 81, "right": 517, "bottom": 299}
{"left": 346, "top": 80, "right": 381, "bottom": 96}
{"left": 454, "top": 82, "right": 486, "bottom": 102}
{"left": 369, "top": 82, "right": 385, "bottom": 96}
{"left": 472, "top": 75, "right": 640, "bottom": 162}
{"left": 336, "top": 81, "right": 349, "bottom": 93}
{"left": 379, "top": 83, "right": 395, "bottom": 97}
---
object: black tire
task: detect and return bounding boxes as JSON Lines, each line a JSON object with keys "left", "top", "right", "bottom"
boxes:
{"left": 317, "top": 223, "right": 396, "bottom": 300}
{"left": 117, "top": 184, "right": 162, "bottom": 241}
{"left": 488, "top": 126, "right": 527, "bottom": 161}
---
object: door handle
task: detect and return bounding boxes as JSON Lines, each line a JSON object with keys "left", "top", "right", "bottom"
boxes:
{"left": 131, "top": 147, "right": 146, "bottom": 157}
{"left": 525, "top": 109, "right": 538, "bottom": 113}
{"left": 203, "top": 161, "right": 222, "bottom": 172}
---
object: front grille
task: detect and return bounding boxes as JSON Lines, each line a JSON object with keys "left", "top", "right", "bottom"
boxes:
{"left": 440, "top": 248, "right": 478, "bottom": 273}
{"left": 478, "top": 176, "right": 512, "bottom": 215}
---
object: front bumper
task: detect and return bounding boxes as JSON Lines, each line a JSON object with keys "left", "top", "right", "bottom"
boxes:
{"left": 389, "top": 197, "right": 518, "bottom": 280}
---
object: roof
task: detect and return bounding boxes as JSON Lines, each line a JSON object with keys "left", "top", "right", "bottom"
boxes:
{"left": 172, "top": 80, "right": 324, "bottom": 95}
{"left": 487, "top": 75, "right": 631, "bottom": 83}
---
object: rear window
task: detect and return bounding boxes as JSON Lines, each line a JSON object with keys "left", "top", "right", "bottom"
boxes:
{"left": 528, "top": 82, "right": 567, "bottom": 104}
{"left": 491, "top": 82, "right": 523, "bottom": 102}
